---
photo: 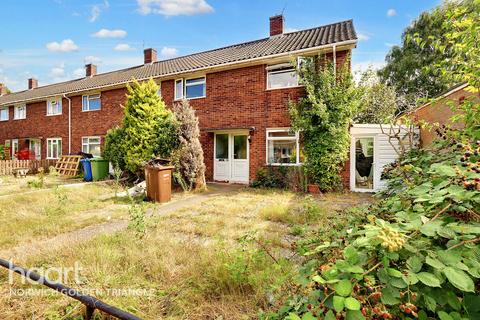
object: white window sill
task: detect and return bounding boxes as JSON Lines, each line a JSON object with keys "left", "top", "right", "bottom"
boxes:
{"left": 46, "top": 113, "right": 62, "bottom": 117}
{"left": 46, "top": 157, "right": 60, "bottom": 160}
{"left": 266, "top": 85, "right": 304, "bottom": 91}
{"left": 0, "top": 119, "right": 8, "bottom": 122}
{"left": 82, "top": 109, "right": 101, "bottom": 112}
{"left": 13, "top": 118, "right": 26, "bottom": 120}
{"left": 174, "top": 96, "right": 206, "bottom": 101}
{"left": 266, "top": 163, "right": 303, "bottom": 167}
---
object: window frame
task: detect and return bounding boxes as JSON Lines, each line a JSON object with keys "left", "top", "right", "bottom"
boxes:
{"left": 82, "top": 93, "right": 102, "bottom": 112}
{"left": 0, "top": 107, "right": 8, "bottom": 121}
{"left": 82, "top": 136, "right": 102, "bottom": 157}
{"left": 266, "top": 65, "right": 300, "bottom": 90}
{"left": 174, "top": 79, "right": 184, "bottom": 101}
{"left": 174, "top": 76, "right": 206, "bottom": 101}
{"left": 13, "top": 104, "right": 26, "bottom": 120}
{"left": 265, "top": 128, "right": 301, "bottom": 166}
{"left": 46, "top": 138, "right": 62, "bottom": 160}
{"left": 46, "top": 97, "right": 62, "bottom": 116}
{"left": 185, "top": 76, "right": 206, "bottom": 100}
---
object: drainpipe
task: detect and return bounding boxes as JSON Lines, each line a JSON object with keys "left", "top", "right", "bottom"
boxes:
{"left": 333, "top": 44, "right": 337, "bottom": 78}
{"left": 63, "top": 94, "right": 72, "bottom": 155}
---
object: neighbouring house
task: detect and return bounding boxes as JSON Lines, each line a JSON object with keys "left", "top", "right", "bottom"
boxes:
{"left": 0, "top": 15, "right": 357, "bottom": 183}
{"left": 410, "top": 83, "right": 478, "bottom": 146}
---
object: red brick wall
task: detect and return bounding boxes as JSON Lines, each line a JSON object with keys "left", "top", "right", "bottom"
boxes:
{"left": 0, "top": 49, "right": 351, "bottom": 183}
{"left": 411, "top": 88, "right": 478, "bottom": 146}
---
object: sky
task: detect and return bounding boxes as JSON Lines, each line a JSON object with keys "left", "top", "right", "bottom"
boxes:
{"left": 0, "top": 0, "right": 441, "bottom": 92}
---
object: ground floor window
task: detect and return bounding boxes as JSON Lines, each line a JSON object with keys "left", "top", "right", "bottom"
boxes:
{"left": 266, "top": 128, "right": 302, "bottom": 165}
{"left": 82, "top": 136, "right": 101, "bottom": 157}
{"left": 47, "top": 138, "right": 62, "bottom": 159}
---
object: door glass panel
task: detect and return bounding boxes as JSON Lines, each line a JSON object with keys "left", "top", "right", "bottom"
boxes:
{"left": 234, "top": 136, "right": 247, "bottom": 159}
{"left": 215, "top": 134, "right": 229, "bottom": 160}
{"left": 355, "top": 138, "right": 374, "bottom": 189}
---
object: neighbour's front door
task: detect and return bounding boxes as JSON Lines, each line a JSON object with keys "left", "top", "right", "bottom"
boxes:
{"left": 214, "top": 133, "right": 249, "bottom": 183}
{"left": 29, "top": 139, "right": 41, "bottom": 160}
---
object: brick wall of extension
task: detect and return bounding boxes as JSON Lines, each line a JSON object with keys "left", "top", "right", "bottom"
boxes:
{"left": 0, "top": 49, "right": 350, "bottom": 183}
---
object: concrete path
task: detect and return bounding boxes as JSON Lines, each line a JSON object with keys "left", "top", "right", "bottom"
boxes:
{"left": 0, "top": 183, "right": 243, "bottom": 261}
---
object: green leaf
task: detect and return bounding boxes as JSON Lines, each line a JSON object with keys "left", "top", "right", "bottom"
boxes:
{"left": 445, "top": 291, "right": 461, "bottom": 311}
{"left": 345, "top": 297, "right": 361, "bottom": 311}
{"left": 302, "top": 312, "right": 316, "bottom": 320}
{"left": 333, "top": 296, "right": 345, "bottom": 312}
{"left": 443, "top": 267, "right": 475, "bottom": 292}
{"left": 426, "top": 256, "right": 446, "bottom": 269}
{"left": 312, "top": 275, "right": 326, "bottom": 283}
{"left": 404, "top": 272, "right": 419, "bottom": 285}
{"left": 381, "top": 286, "right": 400, "bottom": 305}
{"left": 344, "top": 246, "right": 359, "bottom": 264}
{"left": 407, "top": 256, "right": 423, "bottom": 273}
{"left": 286, "top": 313, "right": 302, "bottom": 320}
{"left": 431, "top": 164, "right": 456, "bottom": 177}
{"left": 417, "top": 272, "right": 441, "bottom": 287}
{"left": 437, "top": 311, "right": 453, "bottom": 320}
{"left": 324, "top": 310, "right": 336, "bottom": 320}
{"left": 334, "top": 279, "right": 353, "bottom": 297}
{"left": 387, "top": 268, "right": 402, "bottom": 278}
{"left": 420, "top": 219, "right": 443, "bottom": 237}
{"left": 346, "top": 266, "right": 364, "bottom": 274}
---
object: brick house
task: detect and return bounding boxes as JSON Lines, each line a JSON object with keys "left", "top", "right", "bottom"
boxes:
{"left": 410, "top": 83, "right": 478, "bottom": 146}
{"left": 0, "top": 16, "right": 357, "bottom": 183}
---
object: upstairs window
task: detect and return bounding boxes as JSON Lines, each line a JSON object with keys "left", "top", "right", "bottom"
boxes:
{"left": 266, "top": 128, "right": 302, "bottom": 165}
{"left": 174, "top": 77, "right": 206, "bottom": 100}
{"left": 266, "top": 63, "right": 299, "bottom": 90}
{"left": 0, "top": 107, "right": 8, "bottom": 121}
{"left": 14, "top": 105, "right": 26, "bottom": 120}
{"left": 47, "top": 98, "right": 62, "bottom": 116}
{"left": 82, "top": 94, "right": 101, "bottom": 111}
{"left": 82, "top": 136, "right": 101, "bottom": 157}
{"left": 47, "top": 138, "right": 62, "bottom": 159}
{"left": 174, "top": 79, "right": 184, "bottom": 100}
{"left": 185, "top": 77, "right": 206, "bottom": 99}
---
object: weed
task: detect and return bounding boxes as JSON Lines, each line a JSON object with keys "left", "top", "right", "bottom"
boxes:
{"left": 128, "top": 202, "right": 147, "bottom": 238}
{"left": 44, "top": 187, "right": 69, "bottom": 216}
{"left": 28, "top": 168, "right": 45, "bottom": 189}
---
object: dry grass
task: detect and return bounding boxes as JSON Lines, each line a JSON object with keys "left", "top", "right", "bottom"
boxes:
{"left": 0, "top": 187, "right": 372, "bottom": 319}
{"left": 0, "top": 175, "right": 83, "bottom": 196}
{"left": 0, "top": 182, "right": 128, "bottom": 250}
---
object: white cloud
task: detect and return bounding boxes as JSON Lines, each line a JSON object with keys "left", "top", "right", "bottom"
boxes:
{"left": 114, "top": 43, "right": 135, "bottom": 51}
{"left": 92, "top": 29, "right": 127, "bottom": 38}
{"left": 352, "top": 61, "right": 385, "bottom": 81}
{"left": 284, "top": 27, "right": 298, "bottom": 33}
{"left": 387, "top": 9, "right": 397, "bottom": 17}
{"left": 50, "top": 67, "right": 65, "bottom": 78}
{"left": 357, "top": 32, "right": 370, "bottom": 41}
{"left": 160, "top": 47, "right": 178, "bottom": 59}
{"left": 73, "top": 68, "right": 85, "bottom": 78}
{"left": 84, "top": 55, "right": 102, "bottom": 64}
{"left": 46, "top": 39, "right": 79, "bottom": 52}
{"left": 90, "top": 0, "right": 109, "bottom": 22}
{"left": 137, "top": 0, "right": 214, "bottom": 16}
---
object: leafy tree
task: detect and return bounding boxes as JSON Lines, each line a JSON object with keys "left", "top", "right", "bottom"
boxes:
{"left": 171, "top": 99, "right": 206, "bottom": 191}
{"left": 104, "top": 79, "right": 177, "bottom": 175}
{"left": 289, "top": 57, "right": 360, "bottom": 190}
{"left": 378, "top": 2, "right": 460, "bottom": 110}
{"left": 355, "top": 69, "right": 397, "bottom": 123}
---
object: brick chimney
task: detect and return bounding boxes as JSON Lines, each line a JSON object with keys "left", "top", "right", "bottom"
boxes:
{"left": 28, "top": 78, "right": 38, "bottom": 90}
{"left": 0, "top": 83, "right": 7, "bottom": 96}
{"left": 270, "top": 15, "right": 284, "bottom": 37}
{"left": 144, "top": 48, "right": 157, "bottom": 64}
{"left": 85, "top": 64, "right": 97, "bottom": 77}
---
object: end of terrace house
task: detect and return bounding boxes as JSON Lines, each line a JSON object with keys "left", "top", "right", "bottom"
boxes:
{"left": 0, "top": 15, "right": 358, "bottom": 184}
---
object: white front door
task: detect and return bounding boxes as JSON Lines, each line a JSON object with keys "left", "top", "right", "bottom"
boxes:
{"left": 11, "top": 139, "right": 19, "bottom": 160}
{"left": 214, "top": 134, "right": 230, "bottom": 182}
{"left": 214, "top": 133, "right": 249, "bottom": 184}
{"left": 29, "top": 139, "right": 41, "bottom": 160}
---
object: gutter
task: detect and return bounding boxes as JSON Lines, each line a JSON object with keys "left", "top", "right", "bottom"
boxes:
{"left": 0, "top": 39, "right": 358, "bottom": 107}
{"left": 63, "top": 94, "right": 72, "bottom": 154}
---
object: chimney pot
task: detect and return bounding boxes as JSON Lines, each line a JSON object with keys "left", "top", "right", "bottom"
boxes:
{"left": 144, "top": 48, "right": 157, "bottom": 64}
{"left": 269, "top": 15, "right": 284, "bottom": 36}
{"left": 0, "top": 83, "right": 7, "bottom": 96}
{"left": 85, "top": 64, "right": 97, "bottom": 77}
{"left": 28, "top": 78, "right": 38, "bottom": 90}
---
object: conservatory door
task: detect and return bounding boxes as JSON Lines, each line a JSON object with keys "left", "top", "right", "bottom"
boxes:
{"left": 352, "top": 136, "right": 375, "bottom": 192}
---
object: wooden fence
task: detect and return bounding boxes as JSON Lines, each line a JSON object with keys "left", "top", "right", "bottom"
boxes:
{"left": 0, "top": 159, "right": 57, "bottom": 175}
